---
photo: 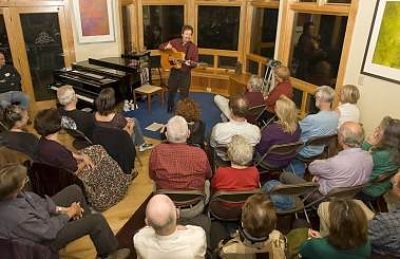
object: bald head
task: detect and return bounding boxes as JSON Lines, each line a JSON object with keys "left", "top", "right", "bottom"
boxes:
{"left": 339, "top": 121, "right": 364, "bottom": 148}
{"left": 146, "top": 194, "right": 177, "bottom": 233}
{"left": 229, "top": 95, "right": 249, "bottom": 118}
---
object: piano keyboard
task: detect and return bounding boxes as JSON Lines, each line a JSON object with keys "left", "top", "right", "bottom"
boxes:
{"left": 50, "top": 86, "right": 94, "bottom": 104}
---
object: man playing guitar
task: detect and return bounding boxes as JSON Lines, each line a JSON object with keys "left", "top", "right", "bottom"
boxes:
{"left": 159, "top": 25, "right": 199, "bottom": 113}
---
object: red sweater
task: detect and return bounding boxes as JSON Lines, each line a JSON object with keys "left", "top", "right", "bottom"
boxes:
{"left": 266, "top": 81, "right": 293, "bottom": 112}
{"left": 211, "top": 166, "right": 260, "bottom": 192}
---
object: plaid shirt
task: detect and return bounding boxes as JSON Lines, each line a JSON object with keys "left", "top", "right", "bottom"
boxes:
{"left": 149, "top": 143, "right": 212, "bottom": 190}
{"left": 369, "top": 207, "right": 400, "bottom": 257}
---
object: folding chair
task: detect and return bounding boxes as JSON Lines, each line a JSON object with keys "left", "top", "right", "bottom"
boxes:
{"left": 209, "top": 189, "right": 260, "bottom": 221}
{"left": 269, "top": 182, "right": 319, "bottom": 223}
{"left": 247, "top": 104, "right": 267, "bottom": 126}
{"left": 255, "top": 141, "right": 304, "bottom": 175}
{"left": 28, "top": 162, "right": 86, "bottom": 198}
{"left": 365, "top": 169, "right": 398, "bottom": 212}
{"left": 297, "top": 134, "right": 338, "bottom": 166}
{"left": 210, "top": 144, "right": 230, "bottom": 172}
{"left": 155, "top": 189, "right": 206, "bottom": 211}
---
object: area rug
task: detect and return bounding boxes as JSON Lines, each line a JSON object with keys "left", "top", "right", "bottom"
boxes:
{"left": 124, "top": 92, "right": 221, "bottom": 139}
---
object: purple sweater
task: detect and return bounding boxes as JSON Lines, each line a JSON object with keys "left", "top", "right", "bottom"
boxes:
{"left": 255, "top": 122, "right": 301, "bottom": 167}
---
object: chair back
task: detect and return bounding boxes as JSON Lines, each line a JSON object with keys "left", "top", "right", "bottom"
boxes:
{"left": 255, "top": 141, "right": 303, "bottom": 170}
{"left": 0, "top": 238, "right": 58, "bottom": 259}
{"left": 270, "top": 182, "right": 319, "bottom": 197}
{"left": 209, "top": 189, "right": 260, "bottom": 221}
{"left": 211, "top": 144, "right": 230, "bottom": 170}
{"left": 28, "top": 162, "right": 85, "bottom": 197}
{"left": 326, "top": 183, "right": 368, "bottom": 200}
{"left": 247, "top": 105, "right": 266, "bottom": 124}
{"left": 92, "top": 126, "right": 135, "bottom": 174}
{"left": 303, "top": 134, "right": 337, "bottom": 159}
{"left": 0, "top": 121, "right": 8, "bottom": 132}
{"left": 155, "top": 189, "right": 205, "bottom": 208}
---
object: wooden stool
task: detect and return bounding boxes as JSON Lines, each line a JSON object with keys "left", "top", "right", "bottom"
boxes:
{"left": 133, "top": 84, "right": 164, "bottom": 112}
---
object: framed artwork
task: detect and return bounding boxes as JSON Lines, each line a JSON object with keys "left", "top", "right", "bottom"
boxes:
{"left": 361, "top": 0, "right": 400, "bottom": 84}
{"left": 73, "top": 0, "right": 115, "bottom": 43}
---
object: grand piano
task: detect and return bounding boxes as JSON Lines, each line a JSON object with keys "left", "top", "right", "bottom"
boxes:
{"left": 50, "top": 52, "right": 150, "bottom": 107}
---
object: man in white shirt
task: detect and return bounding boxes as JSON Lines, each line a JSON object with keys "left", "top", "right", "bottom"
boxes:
{"left": 134, "top": 194, "right": 207, "bottom": 259}
{"left": 210, "top": 95, "right": 261, "bottom": 160}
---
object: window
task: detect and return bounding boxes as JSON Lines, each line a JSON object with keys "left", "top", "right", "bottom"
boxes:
{"left": 250, "top": 8, "right": 279, "bottom": 57}
{"left": 289, "top": 13, "right": 347, "bottom": 87}
{"left": 197, "top": 6, "right": 240, "bottom": 50}
{"left": 0, "top": 15, "right": 12, "bottom": 64}
{"left": 143, "top": 5, "right": 184, "bottom": 50}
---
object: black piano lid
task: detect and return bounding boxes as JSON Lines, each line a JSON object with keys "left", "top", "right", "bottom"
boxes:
{"left": 88, "top": 57, "right": 138, "bottom": 73}
{"left": 73, "top": 60, "right": 127, "bottom": 78}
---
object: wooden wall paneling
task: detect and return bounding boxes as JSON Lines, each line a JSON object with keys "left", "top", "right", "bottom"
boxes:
{"left": 332, "top": 0, "right": 359, "bottom": 107}
{"left": 136, "top": 0, "right": 144, "bottom": 50}
{"left": 243, "top": 1, "right": 253, "bottom": 72}
{"left": 62, "top": 0, "right": 75, "bottom": 65}
{"left": 2, "top": 7, "right": 37, "bottom": 111}
{"left": 237, "top": 0, "right": 247, "bottom": 65}
{"left": 290, "top": 2, "right": 350, "bottom": 15}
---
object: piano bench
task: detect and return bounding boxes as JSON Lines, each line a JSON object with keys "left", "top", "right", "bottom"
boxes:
{"left": 133, "top": 84, "right": 165, "bottom": 112}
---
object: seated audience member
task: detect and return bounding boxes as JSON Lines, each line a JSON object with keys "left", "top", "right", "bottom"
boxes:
{"left": 217, "top": 193, "right": 285, "bottom": 258}
{"left": 368, "top": 171, "right": 400, "bottom": 257}
{"left": 361, "top": 117, "right": 400, "bottom": 199}
{"left": 210, "top": 95, "right": 261, "bottom": 160}
{"left": 94, "top": 88, "right": 152, "bottom": 152}
{"left": 172, "top": 98, "right": 206, "bottom": 147}
{"left": 0, "top": 52, "right": 28, "bottom": 109}
{"left": 0, "top": 105, "right": 38, "bottom": 159}
{"left": 56, "top": 85, "right": 95, "bottom": 139}
{"left": 255, "top": 96, "right": 301, "bottom": 168}
{"left": 289, "top": 85, "right": 339, "bottom": 176}
{"left": 336, "top": 84, "right": 360, "bottom": 127}
{"left": 281, "top": 122, "right": 373, "bottom": 199}
{"left": 34, "top": 108, "right": 132, "bottom": 211}
{"left": 299, "top": 199, "right": 371, "bottom": 258}
{"left": 134, "top": 194, "right": 206, "bottom": 259}
{"left": 149, "top": 115, "right": 212, "bottom": 217}
{"left": 299, "top": 85, "right": 338, "bottom": 158}
{"left": 264, "top": 65, "right": 293, "bottom": 114}
{"left": 214, "top": 75, "right": 264, "bottom": 122}
{"left": 211, "top": 135, "right": 260, "bottom": 193}
{"left": 0, "top": 165, "right": 130, "bottom": 259}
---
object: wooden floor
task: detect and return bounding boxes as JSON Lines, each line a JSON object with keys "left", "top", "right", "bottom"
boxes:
{"left": 59, "top": 137, "right": 158, "bottom": 259}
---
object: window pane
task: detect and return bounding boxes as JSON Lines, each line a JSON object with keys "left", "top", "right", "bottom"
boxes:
{"left": 199, "top": 54, "right": 214, "bottom": 66}
{"left": 290, "top": 13, "right": 347, "bottom": 87}
{"left": 20, "top": 13, "right": 64, "bottom": 101}
{"left": 250, "top": 8, "right": 278, "bottom": 57}
{"left": 218, "top": 56, "right": 237, "bottom": 69}
{"left": 0, "top": 15, "right": 13, "bottom": 65}
{"left": 122, "top": 5, "right": 133, "bottom": 54}
{"left": 293, "top": 88, "right": 303, "bottom": 109}
{"left": 143, "top": 5, "right": 184, "bottom": 50}
{"left": 198, "top": 6, "right": 240, "bottom": 50}
{"left": 247, "top": 60, "right": 258, "bottom": 74}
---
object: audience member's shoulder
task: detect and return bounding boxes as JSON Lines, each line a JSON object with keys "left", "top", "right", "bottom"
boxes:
{"left": 183, "top": 225, "right": 206, "bottom": 237}
{"left": 134, "top": 226, "right": 155, "bottom": 241}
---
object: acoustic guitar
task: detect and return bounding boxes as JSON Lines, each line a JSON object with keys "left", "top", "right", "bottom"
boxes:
{"left": 160, "top": 48, "right": 207, "bottom": 71}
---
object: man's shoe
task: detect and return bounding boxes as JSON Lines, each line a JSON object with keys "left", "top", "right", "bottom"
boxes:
{"left": 106, "top": 248, "right": 131, "bottom": 259}
{"left": 139, "top": 143, "right": 153, "bottom": 152}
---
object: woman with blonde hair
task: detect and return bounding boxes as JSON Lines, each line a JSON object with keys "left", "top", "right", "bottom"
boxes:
{"left": 336, "top": 84, "right": 360, "bottom": 127}
{"left": 255, "top": 95, "right": 301, "bottom": 167}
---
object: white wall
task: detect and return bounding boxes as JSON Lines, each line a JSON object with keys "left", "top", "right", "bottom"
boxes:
{"left": 69, "top": 0, "right": 123, "bottom": 61}
{"left": 344, "top": 0, "right": 400, "bottom": 134}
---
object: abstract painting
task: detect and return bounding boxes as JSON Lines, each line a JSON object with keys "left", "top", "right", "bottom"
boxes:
{"left": 73, "top": 0, "right": 115, "bottom": 43}
{"left": 362, "top": 0, "right": 400, "bottom": 83}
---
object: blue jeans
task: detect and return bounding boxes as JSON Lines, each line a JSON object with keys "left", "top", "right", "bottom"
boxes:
{"left": 262, "top": 180, "right": 295, "bottom": 210}
{"left": 131, "top": 117, "right": 145, "bottom": 146}
{"left": 0, "top": 91, "right": 29, "bottom": 109}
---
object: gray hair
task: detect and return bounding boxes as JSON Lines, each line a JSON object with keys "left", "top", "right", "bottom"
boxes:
{"left": 57, "top": 85, "right": 76, "bottom": 106}
{"left": 248, "top": 75, "right": 264, "bottom": 92}
{"left": 227, "top": 135, "right": 254, "bottom": 166}
{"left": 315, "top": 85, "right": 335, "bottom": 103}
{"left": 166, "top": 115, "right": 189, "bottom": 144}
{"left": 339, "top": 122, "right": 364, "bottom": 148}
